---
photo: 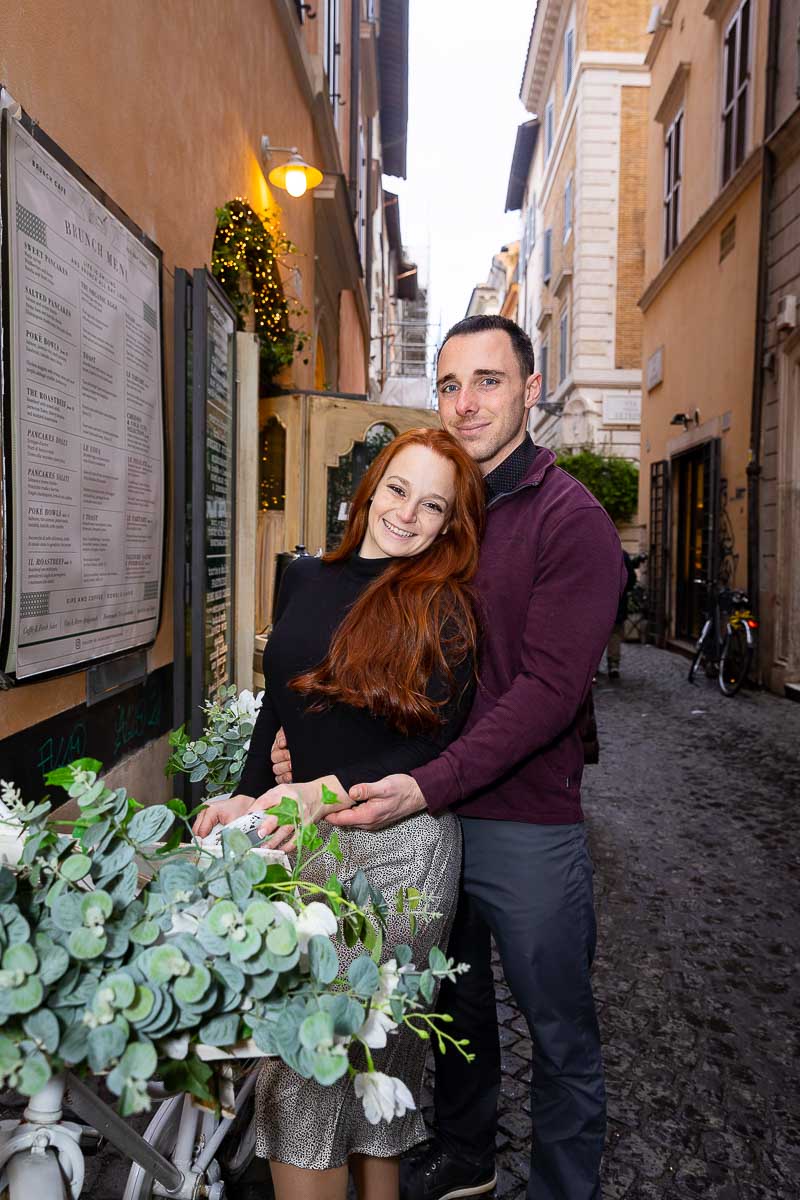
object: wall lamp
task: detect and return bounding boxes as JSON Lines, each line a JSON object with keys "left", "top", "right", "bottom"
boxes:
{"left": 670, "top": 409, "right": 700, "bottom": 430}
{"left": 261, "top": 135, "right": 323, "bottom": 198}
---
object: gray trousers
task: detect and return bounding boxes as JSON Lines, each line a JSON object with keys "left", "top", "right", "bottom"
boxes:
{"left": 606, "top": 622, "right": 624, "bottom": 670}
{"left": 433, "top": 818, "right": 606, "bottom": 1200}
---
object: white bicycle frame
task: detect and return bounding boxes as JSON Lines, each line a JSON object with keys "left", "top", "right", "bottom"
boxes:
{"left": 0, "top": 1067, "right": 259, "bottom": 1199}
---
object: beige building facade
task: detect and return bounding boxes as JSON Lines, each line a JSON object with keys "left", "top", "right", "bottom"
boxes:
{"left": 510, "top": 0, "right": 650, "bottom": 470}
{"left": 638, "top": 0, "right": 769, "bottom": 647}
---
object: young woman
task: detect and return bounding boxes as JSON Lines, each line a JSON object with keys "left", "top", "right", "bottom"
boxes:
{"left": 193, "top": 428, "right": 484, "bottom": 1200}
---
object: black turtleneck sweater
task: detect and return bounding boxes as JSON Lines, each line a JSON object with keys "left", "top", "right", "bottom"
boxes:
{"left": 237, "top": 554, "right": 475, "bottom": 802}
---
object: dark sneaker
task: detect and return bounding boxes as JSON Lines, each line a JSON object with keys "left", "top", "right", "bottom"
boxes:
{"left": 608, "top": 667, "right": 620, "bottom": 680}
{"left": 400, "top": 1143, "right": 496, "bottom": 1200}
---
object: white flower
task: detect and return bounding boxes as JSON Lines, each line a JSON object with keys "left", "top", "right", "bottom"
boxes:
{"left": 272, "top": 901, "right": 297, "bottom": 926}
{"left": 271, "top": 900, "right": 337, "bottom": 952}
{"left": 357, "top": 1008, "right": 398, "bottom": 1049}
{"left": 0, "top": 780, "right": 22, "bottom": 811}
{"left": 233, "top": 689, "right": 263, "bottom": 722}
{"left": 0, "top": 782, "right": 24, "bottom": 867}
{"left": 295, "top": 902, "right": 338, "bottom": 952}
{"left": 354, "top": 1072, "right": 416, "bottom": 1124}
{"left": 377, "top": 959, "right": 400, "bottom": 1002}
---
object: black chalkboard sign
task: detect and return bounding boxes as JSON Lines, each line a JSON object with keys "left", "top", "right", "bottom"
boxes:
{"left": 0, "top": 664, "right": 172, "bottom": 800}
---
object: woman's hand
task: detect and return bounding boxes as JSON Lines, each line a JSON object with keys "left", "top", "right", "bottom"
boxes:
{"left": 192, "top": 793, "right": 257, "bottom": 839}
{"left": 271, "top": 728, "right": 293, "bottom": 785}
{"left": 256, "top": 776, "right": 354, "bottom": 850}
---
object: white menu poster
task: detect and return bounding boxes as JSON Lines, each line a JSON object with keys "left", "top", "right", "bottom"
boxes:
{"left": 1, "top": 115, "right": 164, "bottom": 679}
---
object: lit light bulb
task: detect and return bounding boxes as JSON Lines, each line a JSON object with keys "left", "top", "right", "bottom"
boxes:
{"left": 284, "top": 166, "right": 307, "bottom": 198}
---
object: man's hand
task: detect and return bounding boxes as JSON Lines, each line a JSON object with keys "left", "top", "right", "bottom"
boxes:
{"left": 326, "top": 774, "right": 426, "bottom": 832}
{"left": 271, "top": 728, "right": 293, "bottom": 785}
{"left": 192, "top": 793, "right": 255, "bottom": 839}
{"left": 256, "top": 776, "right": 353, "bottom": 849}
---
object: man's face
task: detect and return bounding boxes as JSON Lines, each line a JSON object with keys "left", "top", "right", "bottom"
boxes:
{"left": 436, "top": 330, "right": 541, "bottom": 475}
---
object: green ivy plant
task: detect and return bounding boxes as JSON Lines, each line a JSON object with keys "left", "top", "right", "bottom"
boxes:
{"left": 555, "top": 448, "right": 639, "bottom": 524}
{"left": 0, "top": 766, "right": 470, "bottom": 1118}
{"left": 211, "top": 198, "right": 307, "bottom": 380}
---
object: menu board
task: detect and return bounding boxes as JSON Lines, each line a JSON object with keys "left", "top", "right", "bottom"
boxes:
{"left": 203, "top": 289, "right": 235, "bottom": 697}
{"left": 1, "top": 115, "right": 164, "bottom": 679}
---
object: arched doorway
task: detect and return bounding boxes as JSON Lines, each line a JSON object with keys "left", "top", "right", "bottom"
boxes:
{"left": 326, "top": 421, "right": 397, "bottom": 550}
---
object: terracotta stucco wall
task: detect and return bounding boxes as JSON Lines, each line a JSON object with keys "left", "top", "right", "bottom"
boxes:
{"left": 644, "top": 0, "right": 770, "bottom": 288}
{"left": 0, "top": 0, "right": 323, "bottom": 739}
{"left": 337, "top": 290, "right": 367, "bottom": 394}
{"left": 639, "top": 176, "right": 762, "bottom": 599}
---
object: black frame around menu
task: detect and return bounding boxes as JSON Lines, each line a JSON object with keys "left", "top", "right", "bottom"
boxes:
{"left": 0, "top": 101, "right": 166, "bottom": 684}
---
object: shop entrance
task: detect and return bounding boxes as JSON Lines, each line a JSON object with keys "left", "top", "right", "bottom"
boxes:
{"left": 673, "top": 439, "right": 721, "bottom": 641}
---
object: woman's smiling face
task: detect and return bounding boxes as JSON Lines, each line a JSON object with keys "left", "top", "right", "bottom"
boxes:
{"left": 359, "top": 443, "right": 456, "bottom": 559}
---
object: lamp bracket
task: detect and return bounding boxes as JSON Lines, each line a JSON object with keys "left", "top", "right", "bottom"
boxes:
{"left": 260, "top": 136, "right": 299, "bottom": 162}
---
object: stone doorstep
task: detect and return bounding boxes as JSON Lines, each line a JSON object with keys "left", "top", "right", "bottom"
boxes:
{"left": 783, "top": 682, "right": 800, "bottom": 703}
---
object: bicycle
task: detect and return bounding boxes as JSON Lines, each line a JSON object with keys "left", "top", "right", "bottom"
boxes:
{"left": 0, "top": 1046, "right": 263, "bottom": 1199}
{"left": 687, "top": 585, "right": 758, "bottom": 697}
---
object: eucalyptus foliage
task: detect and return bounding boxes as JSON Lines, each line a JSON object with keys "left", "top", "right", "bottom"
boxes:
{"left": 0, "top": 764, "right": 470, "bottom": 1119}
{"left": 166, "top": 686, "right": 262, "bottom": 798}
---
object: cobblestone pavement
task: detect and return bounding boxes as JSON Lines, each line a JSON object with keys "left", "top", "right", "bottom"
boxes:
{"left": 4, "top": 643, "right": 798, "bottom": 1198}
{"left": 417, "top": 643, "right": 800, "bottom": 1200}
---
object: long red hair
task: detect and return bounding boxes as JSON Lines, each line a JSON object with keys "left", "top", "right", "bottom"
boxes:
{"left": 291, "top": 428, "right": 484, "bottom": 733}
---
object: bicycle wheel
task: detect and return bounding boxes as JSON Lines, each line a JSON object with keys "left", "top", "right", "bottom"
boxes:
{"left": 122, "top": 1095, "right": 183, "bottom": 1200}
{"left": 688, "top": 621, "right": 712, "bottom": 683}
{"left": 719, "top": 624, "right": 752, "bottom": 696}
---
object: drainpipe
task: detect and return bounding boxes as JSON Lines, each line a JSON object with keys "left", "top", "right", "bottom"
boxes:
{"left": 747, "top": 0, "right": 781, "bottom": 627}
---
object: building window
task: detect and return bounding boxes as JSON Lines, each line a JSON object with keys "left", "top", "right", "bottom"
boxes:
{"left": 721, "top": 0, "right": 751, "bottom": 186}
{"left": 324, "top": 0, "right": 342, "bottom": 116}
{"left": 525, "top": 199, "right": 536, "bottom": 262}
{"left": 564, "top": 27, "right": 575, "bottom": 97}
{"left": 521, "top": 198, "right": 536, "bottom": 265}
{"left": 564, "top": 176, "right": 573, "bottom": 242}
{"left": 664, "top": 110, "right": 682, "bottom": 259}
{"left": 545, "top": 98, "right": 555, "bottom": 159}
{"left": 540, "top": 339, "right": 549, "bottom": 398}
{"left": 559, "top": 308, "right": 569, "bottom": 382}
{"left": 543, "top": 228, "right": 552, "bottom": 282}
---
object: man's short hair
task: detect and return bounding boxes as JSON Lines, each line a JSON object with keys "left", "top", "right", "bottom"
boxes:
{"left": 438, "top": 314, "right": 536, "bottom": 382}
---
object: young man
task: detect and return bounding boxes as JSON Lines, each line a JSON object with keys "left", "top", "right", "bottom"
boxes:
{"left": 278, "top": 316, "right": 625, "bottom": 1199}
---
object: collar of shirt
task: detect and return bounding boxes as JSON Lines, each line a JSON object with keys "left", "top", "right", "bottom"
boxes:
{"left": 484, "top": 435, "right": 537, "bottom": 502}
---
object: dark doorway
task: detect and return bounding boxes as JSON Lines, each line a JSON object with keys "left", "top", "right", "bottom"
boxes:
{"left": 674, "top": 439, "right": 720, "bottom": 641}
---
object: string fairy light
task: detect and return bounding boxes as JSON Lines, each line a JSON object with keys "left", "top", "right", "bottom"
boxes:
{"left": 211, "top": 198, "right": 308, "bottom": 379}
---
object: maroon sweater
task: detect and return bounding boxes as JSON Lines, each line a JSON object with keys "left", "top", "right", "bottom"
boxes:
{"left": 412, "top": 445, "right": 625, "bottom": 825}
